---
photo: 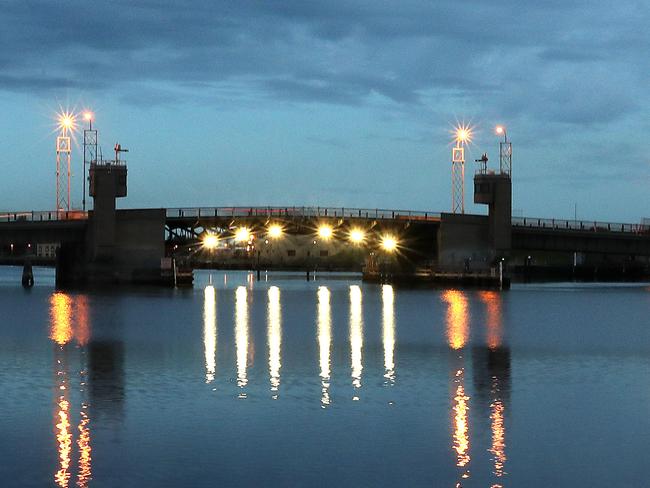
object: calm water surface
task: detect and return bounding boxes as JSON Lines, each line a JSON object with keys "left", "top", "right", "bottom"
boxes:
{"left": 1, "top": 267, "right": 650, "bottom": 487}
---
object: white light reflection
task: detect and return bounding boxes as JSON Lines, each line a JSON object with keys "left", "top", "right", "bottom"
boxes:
{"left": 349, "top": 285, "right": 363, "bottom": 399}
{"left": 203, "top": 285, "right": 217, "bottom": 383}
{"left": 382, "top": 284, "right": 395, "bottom": 384}
{"left": 453, "top": 368, "right": 471, "bottom": 475}
{"left": 268, "top": 286, "right": 282, "bottom": 398}
{"left": 317, "top": 286, "right": 332, "bottom": 407}
{"left": 235, "top": 286, "right": 249, "bottom": 397}
{"left": 490, "top": 396, "right": 506, "bottom": 481}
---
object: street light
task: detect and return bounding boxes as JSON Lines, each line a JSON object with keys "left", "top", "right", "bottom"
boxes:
{"left": 495, "top": 125, "right": 507, "bottom": 143}
{"left": 83, "top": 111, "right": 93, "bottom": 129}
{"left": 82, "top": 110, "right": 95, "bottom": 212}
{"left": 495, "top": 125, "right": 512, "bottom": 175}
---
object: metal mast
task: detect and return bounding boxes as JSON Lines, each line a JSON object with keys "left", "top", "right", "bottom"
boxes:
{"left": 496, "top": 126, "right": 512, "bottom": 176}
{"left": 82, "top": 112, "right": 97, "bottom": 212}
{"left": 451, "top": 124, "right": 472, "bottom": 214}
{"left": 56, "top": 113, "right": 74, "bottom": 215}
{"left": 452, "top": 143, "right": 465, "bottom": 214}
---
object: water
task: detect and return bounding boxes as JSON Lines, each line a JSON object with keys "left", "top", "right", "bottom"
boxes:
{"left": 1, "top": 267, "right": 650, "bottom": 487}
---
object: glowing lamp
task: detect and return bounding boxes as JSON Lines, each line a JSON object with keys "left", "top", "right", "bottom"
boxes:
{"left": 349, "top": 228, "right": 365, "bottom": 244}
{"left": 235, "top": 227, "right": 251, "bottom": 243}
{"left": 203, "top": 234, "right": 218, "bottom": 249}
{"left": 268, "top": 224, "right": 283, "bottom": 239}
{"left": 83, "top": 111, "right": 93, "bottom": 121}
{"left": 381, "top": 235, "right": 398, "bottom": 252}
{"left": 58, "top": 113, "right": 75, "bottom": 130}
{"left": 318, "top": 225, "right": 333, "bottom": 240}
{"left": 453, "top": 123, "right": 473, "bottom": 146}
{"left": 495, "top": 126, "right": 504, "bottom": 135}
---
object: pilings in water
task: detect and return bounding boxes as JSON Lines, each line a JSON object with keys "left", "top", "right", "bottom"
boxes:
{"left": 21, "top": 260, "right": 34, "bottom": 288}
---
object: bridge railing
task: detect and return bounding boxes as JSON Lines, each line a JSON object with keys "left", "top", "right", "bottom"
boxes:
{"left": 513, "top": 216, "right": 650, "bottom": 234}
{"left": 0, "top": 210, "right": 88, "bottom": 222}
{"left": 166, "top": 206, "right": 441, "bottom": 221}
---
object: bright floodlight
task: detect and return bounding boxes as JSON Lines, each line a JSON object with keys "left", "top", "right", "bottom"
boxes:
{"left": 495, "top": 125, "right": 504, "bottom": 135}
{"left": 83, "top": 111, "right": 93, "bottom": 121}
{"left": 203, "top": 234, "right": 218, "bottom": 249}
{"left": 235, "top": 227, "right": 251, "bottom": 243}
{"left": 318, "top": 225, "right": 333, "bottom": 240}
{"left": 454, "top": 123, "right": 473, "bottom": 145}
{"left": 381, "top": 235, "right": 398, "bottom": 252}
{"left": 58, "top": 111, "right": 76, "bottom": 131}
{"left": 349, "top": 228, "right": 365, "bottom": 244}
{"left": 268, "top": 224, "right": 283, "bottom": 239}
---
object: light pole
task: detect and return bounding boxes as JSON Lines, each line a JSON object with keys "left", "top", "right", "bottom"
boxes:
{"left": 82, "top": 111, "right": 97, "bottom": 212}
{"left": 451, "top": 124, "right": 471, "bottom": 214}
{"left": 495, "top": 125, "right": 512, "bottom": 176}
{"left": 56, "top": 112, "right": 74, "bottom": 216}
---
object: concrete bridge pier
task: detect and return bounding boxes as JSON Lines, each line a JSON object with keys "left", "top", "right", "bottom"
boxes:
{"left": 56, "top": 160, "right": 168, "bottom": 287}
{"left": 473, "top": 171, "right": 512, "bottom": 260}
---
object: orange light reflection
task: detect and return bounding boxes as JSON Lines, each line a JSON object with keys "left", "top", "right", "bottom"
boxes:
{"left": 76, "top": 409, "right": 92, "bottom": 487}
{"left": 75, "top": 295, "right": 91, "bottom": 346}
{"left": 54, "top": 397, "right": 72, "bottom": 487}
{"left": 50, "top": 293, "right": 73, "bottom": 346}
{"left": 480, "top": 291, "right": 502, "bottom": 349}
{"left": 490, "top": 397, "right": 506, "bottom": 479}
{"left": 442, "top": 290, "right": 469, "bottom": 350}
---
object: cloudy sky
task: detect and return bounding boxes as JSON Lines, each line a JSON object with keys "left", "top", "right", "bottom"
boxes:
{"left": 1, "top": 0, "right": 649, "bottom": 221}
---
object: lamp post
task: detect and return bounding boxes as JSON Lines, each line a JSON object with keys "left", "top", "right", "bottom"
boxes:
{"left": 56, "top": 112, "right": 74, "bottom": 216}
{"left": 82, "top": 112, "right": 97, "bottom": 212}
{"left": 495, "top": 125, "right": 512, "bottom": 176}
{"left": 451, "top": 124, "right": 471, "bottom": 214}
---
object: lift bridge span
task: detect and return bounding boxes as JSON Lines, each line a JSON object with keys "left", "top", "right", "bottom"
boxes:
{"left": 2, "top": 206, "right": 650, "bottom": 261}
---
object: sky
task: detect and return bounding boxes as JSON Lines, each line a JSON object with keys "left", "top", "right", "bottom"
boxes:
{"left": 1, "top": 0, "right": 649, "bottom": 222}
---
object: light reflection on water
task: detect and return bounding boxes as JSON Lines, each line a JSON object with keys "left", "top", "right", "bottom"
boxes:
{"left": 49, "top": 292, "right": 93, "bottom": 488}
{"left": 382, "top": 285, "right": 395, "bottom": 384}
{"left": 203, "top": 285, "right": 217, "bottom": 383}
{"left": 442, "top": 290, "right": 469, "bottom": 350}
{"left": 235, "top": 286, "right": 249, "bottom": 396}
{"left": 349, "top": 285, "right": 363, "bottom": 399}
{"left": 267, "top": 286, "right": 282, "bottom": 398}
{"left": 317, "top": 286, "right": 332, "bottom": 407}
{"left": 9, "top": 270, "right": 649, "bottom": 486}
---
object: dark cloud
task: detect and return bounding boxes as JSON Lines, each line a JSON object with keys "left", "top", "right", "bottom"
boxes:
{"left": 0, "top": 0, "right": 647, "bottom": 130}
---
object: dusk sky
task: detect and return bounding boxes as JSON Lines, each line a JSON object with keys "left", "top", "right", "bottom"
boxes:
{"left": 1, "top": 0, "right": 649, "bottom": 221}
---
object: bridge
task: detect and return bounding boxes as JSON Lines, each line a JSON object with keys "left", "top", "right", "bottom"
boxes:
{"left": 2, "top": 196, "right": 650, "bottom": 286}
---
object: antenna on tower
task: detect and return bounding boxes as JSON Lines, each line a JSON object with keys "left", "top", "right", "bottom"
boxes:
{"left": 114, "top": 143, "right": 129, "bottom": 162}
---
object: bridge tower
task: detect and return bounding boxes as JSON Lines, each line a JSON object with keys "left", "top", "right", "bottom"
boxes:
{"left": 473, "top": 129, "right": 512, "bottom": 257}
{"left": 88, "top": 144, "right": 128, "bottom": 261}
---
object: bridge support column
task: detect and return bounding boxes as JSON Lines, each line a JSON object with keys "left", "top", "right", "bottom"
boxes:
{"left": 473, "top": 172, "right": 512, "bottom": 259}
